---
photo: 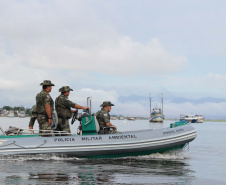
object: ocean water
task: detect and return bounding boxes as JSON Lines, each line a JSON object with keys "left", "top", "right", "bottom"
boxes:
{"left": 0, "top": 117, "right": 225, "bottom": 185}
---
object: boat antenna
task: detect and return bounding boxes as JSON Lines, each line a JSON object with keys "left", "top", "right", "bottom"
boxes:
{"left": 161, "top": 93, "right": 163, "bottom": 115}
{"left": 149, "top": 93, "right": 151, "bottom": 117}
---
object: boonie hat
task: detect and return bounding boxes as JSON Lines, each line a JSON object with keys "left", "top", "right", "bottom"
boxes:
{"left": 100, "top": 101, "right": 114, "bottom": 107}
{"left": 59, "top": 86, "right": 73, "bottom": 93}
{"left": 40, "top": 80, "right": 55, "bottom": 86}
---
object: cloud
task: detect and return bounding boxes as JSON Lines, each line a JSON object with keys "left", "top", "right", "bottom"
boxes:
{"left": 24, "top": 37, "right": 187, "bottom": 76}
{"left": 0, "top": 0, "right": 224, "bottom": 117}
{"left": 0, "top": 1, "right": 188, "bottom": 83}
{"left": 204, "top": 73, "right": 226, "bottom": 88}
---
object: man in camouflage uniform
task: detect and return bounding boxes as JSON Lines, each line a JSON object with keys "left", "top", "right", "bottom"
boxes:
{"left": 55, "top": 86, "right": 89, "bottom": 135}
{"left": 28, "top": 105, "right": 37, "bottom": 134}
{"left": 36, "top": 80, "right": 55, "bottom": 136}
{"left": 96, "top": 101, "right": 118, "bottom": 134}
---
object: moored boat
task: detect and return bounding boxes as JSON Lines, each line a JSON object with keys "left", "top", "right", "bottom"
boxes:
{"left": 180, "top": 114, "right": 198, "bottom": 123}
{"left": 7, "top": 111, "right": 14, "bottom": 118}
{"left": 127, "top": 117, "right": 136, "bottom": 121}
{"left": 149, "top": 93, "right": 165, "bottom": 123}
{"left": 119, "top": 116, "right": 125, "bottom": 120}
{"left": 195, "top": 115, "right": 205, "bottom": 123}
{"left": 19, "top": 111, "right": 26, "bottom": 118}
{"left": 110, "top": 116, "right": 118, "bottom": 120}
{"left": 149, "top": 109, "right": 165, "bottom": 122}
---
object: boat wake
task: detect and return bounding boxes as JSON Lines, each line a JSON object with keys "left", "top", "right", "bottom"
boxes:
{"left": 0, "top": 150, "right": 189, "bottom": 161}
{"left": 0, "top": 154, "right": 80, "bottom": 161}
{"left": 138, "top": 150, "right": 190, "bottom": 160}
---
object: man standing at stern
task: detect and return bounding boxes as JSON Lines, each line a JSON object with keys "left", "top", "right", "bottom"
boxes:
{"left": 55, "top": 86, "right": 89, "bottom": 135}
{"left": 28, "top": 105, "right": 38, "bottom": 134}
{"left": 36, "top": 80, "right": 55, "bottom": 136}
{"left": 96, "top": 101, "right": 118, "bottom": 134}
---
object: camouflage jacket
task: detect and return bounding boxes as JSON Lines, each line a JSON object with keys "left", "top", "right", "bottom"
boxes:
{"left": 55, "top": 94, "right": 76, "bottom": 119}
{"left": 96, "top": 108, "right": 110, "bottom": 129}
{"left": 36, "top": 90, "right": 54, "bottom": 114}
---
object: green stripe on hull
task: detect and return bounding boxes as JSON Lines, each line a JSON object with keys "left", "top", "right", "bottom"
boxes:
{"left": 75, "top": 144, "right": 187, "bottom": 159}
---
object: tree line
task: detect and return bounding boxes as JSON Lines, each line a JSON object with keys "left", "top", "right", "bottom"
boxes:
{"left": 1, "top": 106, "right": 32, "bottom": 116}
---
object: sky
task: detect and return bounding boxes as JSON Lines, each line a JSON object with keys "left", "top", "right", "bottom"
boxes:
{"left": 0, "top": 0, "right": 226, "bottom": 119}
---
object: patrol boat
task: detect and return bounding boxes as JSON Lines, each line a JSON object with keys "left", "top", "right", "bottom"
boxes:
{"left": 0, "top": 98, "right": 197, "bottom": 158}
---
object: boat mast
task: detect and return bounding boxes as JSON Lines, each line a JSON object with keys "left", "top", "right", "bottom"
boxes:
{"left": 161, "top": 93, "right": 163, "bottom": 115}
{"left": 149, "top": 93, "right": 151, "bottom": 117}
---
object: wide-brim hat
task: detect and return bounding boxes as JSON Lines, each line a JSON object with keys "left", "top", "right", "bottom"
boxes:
{"left": 100, "top": 101, "right": 114, "bottom": 107}
{"left": 59, "top": 86, "right": 73, "bottom": 92}
{"left": 40, "top": 80, "right": 55, "bottom": 86}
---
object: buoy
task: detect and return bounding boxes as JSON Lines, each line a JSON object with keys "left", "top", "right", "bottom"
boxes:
{"left": 124, "top": 121, "right": 126, "bottom": 124}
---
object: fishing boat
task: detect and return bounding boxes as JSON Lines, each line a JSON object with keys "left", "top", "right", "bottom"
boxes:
{"left": 149, "top": 93, "right": 165, "bottom": 123}
{"left": 0, "top": 98, "right": 197, "bottom": 158}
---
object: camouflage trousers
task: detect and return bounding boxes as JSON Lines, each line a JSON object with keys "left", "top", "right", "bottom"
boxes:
{"left": 37, "top": 115, "right": 53, "bottom": 136}
{"left": 55, "top": 118, "right": 71, "bottom": 136}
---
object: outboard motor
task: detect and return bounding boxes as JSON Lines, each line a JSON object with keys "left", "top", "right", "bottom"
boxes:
{"left": 78, "top": 109, "right": 90, "bottom": 121}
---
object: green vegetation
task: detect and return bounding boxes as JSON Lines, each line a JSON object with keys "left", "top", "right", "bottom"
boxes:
{"left": 204, "top": 119, "right": 226, "bottom": 122}
{"left": 3, "top": 106, "right": 25, "bottom": 111}
{"left": 0, "top": 106, "right": 32, "bottom": 116}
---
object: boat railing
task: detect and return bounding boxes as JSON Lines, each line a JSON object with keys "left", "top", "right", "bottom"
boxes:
{"left": 27, "top": 129, "right": 72, "bottom": 136}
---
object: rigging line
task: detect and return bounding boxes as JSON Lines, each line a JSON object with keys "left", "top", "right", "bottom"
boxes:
{"left": 13, "top": 140, "right": 47, "bottom": 149}
{"left": 1, "top": 140, "right": 48, "bottom": 149}
{"left": 0, "top": 141, "right": 16, "bottom": 148}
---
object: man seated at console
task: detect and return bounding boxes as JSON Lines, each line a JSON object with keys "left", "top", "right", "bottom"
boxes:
{"left": 96, "top": 101, "right": 118, "bottom": 134}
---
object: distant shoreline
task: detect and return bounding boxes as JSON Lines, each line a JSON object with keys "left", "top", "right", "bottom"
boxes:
{"left": 166, "top": 119, "right": 226, "bottom": 122}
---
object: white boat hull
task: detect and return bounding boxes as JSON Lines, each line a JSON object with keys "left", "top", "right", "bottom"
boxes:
{"left": 149, "top": 115, "right": 165, "bottom": 122}
{"left": 0, "top": 124, "right": 196, "bottom": 158}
